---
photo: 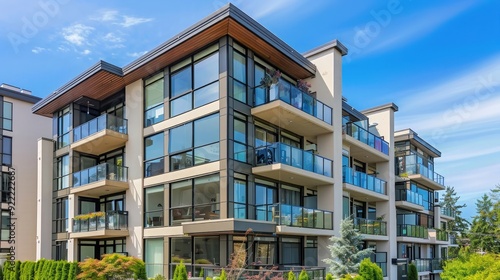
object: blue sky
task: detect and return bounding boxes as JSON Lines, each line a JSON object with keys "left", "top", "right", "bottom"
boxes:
{"left": 1, "top": 0, "right": 499, "bottom": 220}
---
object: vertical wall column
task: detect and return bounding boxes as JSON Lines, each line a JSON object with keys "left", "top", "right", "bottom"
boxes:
{"left": 36, "top": 138, "right": 54, "bottom": 260}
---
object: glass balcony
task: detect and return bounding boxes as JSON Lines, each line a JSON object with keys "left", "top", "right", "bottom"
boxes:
{"left": 72, "top": 211, "right": 128, "bottom": 232}
{"left": 255, "top": 79, "right": 332, "bottom": 125}
{"left": 397, "top": 224, "right": 429, "bottom": 239}
{"left": 344, "top": 122, "right": 389, "bottom": 155}
{"left": 73, "top": 114, "right": 128, "bottom": 142}
{"left": 395, "top": 189, "right": 424, "bottom": 206}
{"left": 72, "top": 163, "right": 128, "bottom": 187}
{"left": 256, "top": 203, "right": 333, "bottom": 230}
{"left": 415, "top": 258, "right": 443, "bottom": 272}
{"left": 436, "top": 229, "right": 449, "bottom": 241}
{"left": 353, "top": 217, "right": 387, "bottom": 236}
{"left": 255, "top": 143, "right": 333, "bottom": 178}
{"left": 343, "top": 167, "right": 386, "bottom": 195}
{"left": 396, "top": 154, "right": 445, "bottom": 188}
{"left": 441, "top": 207, "right": 456, "bottom": 218}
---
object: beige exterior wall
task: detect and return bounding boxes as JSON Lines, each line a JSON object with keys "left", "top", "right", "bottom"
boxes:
{"left": 2, "top": 96, "right": 52, "bottom": 261}
{"left": 36, "top": 138, "right": 54, "bottom": 260}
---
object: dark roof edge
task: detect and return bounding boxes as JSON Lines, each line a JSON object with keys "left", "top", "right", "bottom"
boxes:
{"left": 342, "top": 101, "right": 368, "bottom": 121}
{"left": 123, "top": 3, "right": 316, "bottom": 76}
{"left": 0, "top": 87, "right": 41, "bottom": 104}
{"left": 32, "top": 60, "right": 123, "bottom": 114}
{"left": 395, "top": 128, "right": 441, "bottom": 157}
{"left": 303, "top": 39, "right": 348, "bottom": 57}
{"left": 361, "top": 103, "right": 399, "bottom": 114}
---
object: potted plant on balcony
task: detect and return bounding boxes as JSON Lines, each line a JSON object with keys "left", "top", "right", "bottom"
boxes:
{"left": 260, "top": 69, "right": 281, "bottom": 100}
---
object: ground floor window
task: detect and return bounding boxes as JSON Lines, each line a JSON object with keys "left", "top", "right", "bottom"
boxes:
{"left": 170, "top": 236, "right": 220, "bottom": 278}
{"left": 145, "top": 238, "right": 164, "bottom": 278}
{"left": 52, "top": 241, "right": 68, "bottom": 261}
{"left": 78, "top": 238, "right": 126, "bottom": 261}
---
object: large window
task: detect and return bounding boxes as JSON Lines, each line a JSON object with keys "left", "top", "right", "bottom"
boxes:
{"left": 145, "top": 186, "right": 164, "bottom": 227}
{"left": 56, "top": 107, "right": 71, "bottom": 149}
{"left": 169, "top": 114, "right": 219, "bottom": 171}
{"left": 233, "top": 174, "right": 247, "bottom": 219}
{"left": 54, "top": 155, "right": 69, "bottom": 190}
{"left": 145, "top": 133, "right": 164, "bottom": 177}
{"left": 233, "top": 112, "right": 247, "bottom": 162}
{"left": 2, "top": 101, "right": 12, "bottom": 131}
{"left": 1, "top": 210, "right": 10, "bottom": 240}
{"left": 1, "top": 172, "right": 10, "bottom": 203}
{"left": 53, "top": 197, "right": 68, "bottom": 233}
{"left": 232, "top": 43, "right": 247, "bottom": 103}
{"left": 2, "top": 136, "right": 12, "bottom": 166}
{"left": 145, "top": 73, "right": 165, "bottom": 127}
{"left": 145, "top": 238, "right": 164, "bottom": 278}
{"left": 53, "top": 241, "right": 68, "bottom": 261}
{"left": 170, "top": 236, "right": 220, "bottom": 278}
{"left": 78, "top": 239, "right": 125, "bottom": 261}
{"left": 170, "top": 46, "right": 219, "bottom": 117}
{"left": 170, "top": 174, "right": 220, "bottom": 225}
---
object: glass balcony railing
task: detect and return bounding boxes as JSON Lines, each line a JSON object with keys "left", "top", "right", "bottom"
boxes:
{"left": 353, "top": 217, "right": 387, "bottom": 236}
{"left": 395, "top": 189, "right": 424, "bottom": 206}
{"left": 254, "top": 79, "right": 333, "bottom": 125}
{"left": 72, "top": 163, "right": 128, "bottom": 187}
{"left": 72, "top": 211, "right": 128, "bottom": 232}
{"left": 441, "top": 207, "right": 456, "bottom": 218}
{"left": 397, "top": 224, "right": 429, "bottom": 239}
{"left": 256, "top": 203, "right": 333, "bottom": 230}
{"left": 256, "top": 143, "right": 333, "bottom": 178}
{"left": 73, "top": 114, "right": 128, "bottom": 142}
{"left": 396, "top": 155, "right": 445, "bottom": 186}
{"left": 343, "top": 122, "right": 389, "bottom": 155}
{"left": 436, "top": 229, "right": 449, "bottom": 241}
{"left": 343, "top": 167, "right": 387, "bottom": 195}
{"left": 415, "top": 258, "right": 443, "bottom": 272}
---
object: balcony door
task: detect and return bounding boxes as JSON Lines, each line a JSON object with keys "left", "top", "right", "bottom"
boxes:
{"left": 255, "top": 183, "right": 277, "bottom": 221}
{"left": 101, "top": 194, "right": 125, "bottom": 212}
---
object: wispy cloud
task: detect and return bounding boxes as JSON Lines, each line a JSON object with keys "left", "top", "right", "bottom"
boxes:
{"left": 61, "top": 24, "right": 94, "bottom": 46}
{"left": 32, "top": 47, "right": 48, "bottom": 54}
{"left": 103, "top": 32, "right": 124, "bottom": 43}
{"left": 90, "top": 10, "right": 119, "bottom": 22}
{"left": 119, "top": 16, "right": 153, "bottom": 28}
{"left": 127, "top": 51, "right": 147, "bottom": 58}
{"left": 81, "top": 49, "right": 91, "bottom": 55}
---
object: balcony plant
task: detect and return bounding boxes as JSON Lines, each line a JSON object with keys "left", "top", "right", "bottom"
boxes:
{"left": 260, "top": 69, "right": 281, "bottom": 88}
{"left": 74, "top": 211, "right": 105, "bottom": 220}
{"left": 297, "top": 79, "right": 311, "bottom": 93}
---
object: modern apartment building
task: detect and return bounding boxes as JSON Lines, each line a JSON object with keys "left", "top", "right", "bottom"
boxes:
{"left": 0, "top": 84, "right": 52, "bottom": 262}
{"left": 32, "top": 4, "right": 455, "bottom": 279}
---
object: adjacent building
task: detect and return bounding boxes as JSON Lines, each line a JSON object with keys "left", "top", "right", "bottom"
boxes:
{"left": 32, "top": 4, "right": 456, "bottom": 279}
{"left": 0, "top": 84, "right": 52, "bottom": 262}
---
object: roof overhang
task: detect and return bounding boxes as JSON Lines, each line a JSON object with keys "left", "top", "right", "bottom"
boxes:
{"left": 32, "top": 3, "right": 317, "bottom": 117}
{"left": 394, "top": 129, "right": 441, "bottom": 157}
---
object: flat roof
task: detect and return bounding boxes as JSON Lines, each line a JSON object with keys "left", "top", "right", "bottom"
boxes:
{"left": 0, "top": 84, "right": 42, "bottom": 104}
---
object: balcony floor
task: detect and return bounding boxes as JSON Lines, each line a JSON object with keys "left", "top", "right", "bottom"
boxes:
{"left": 71, "top": 129, "right": 128, "bottom": 155}
{"left": 343, "top": 134, "right": 389, "bottom": 163}
{"left": 343, "top": 183, "right": 389, "bottom": 202}
{"left": 407, "top": 174, "right": 445, "bottom": 191}
{"left": 70, "top": 229, "right": 129, "bottom": 239}
{"left": 70, "top": 180, "right": 129, "bottom": 198}
{"left": 251, "top": 100, "right": 333, "bottom": 138}
{"left": 395, "top": 201, "right": 425, "bottom": 212}
{"left": 252, "top": 163, "right": 334, "bottom": 187}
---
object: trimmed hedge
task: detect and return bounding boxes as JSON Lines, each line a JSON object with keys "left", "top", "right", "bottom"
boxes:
{"left": 3, "top": 259, "right": 77, "bottom": 280}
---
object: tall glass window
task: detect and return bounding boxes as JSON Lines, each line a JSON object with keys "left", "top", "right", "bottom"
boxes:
{"left": 145, "top": 238, "right": 164, "bottom": 278}
{"left": 56, "top": 107, "right": 71, "bottom": 149}
{"left": 145, "top": 186, "right": 164, "bottom": 228}
{"left": 2, "top": 136, "right": 12, "bottom": 166}
{"left": 2, "top": 101, "right": 12, "bottom": 131}
{"left": 53, "top": 197, "right": 68, "bottom": 233}
{"left": 170, "top": 45, "right": 219, "bottom": 117}
{"left": 233, "top": 174, "right": 247, "bottom": 219}
{"left": 1, "top": 172, "right": 10, "bottom": 203}
{"left": 233, "top": 112, "right": 247, "bottom": 162}
{"left": 169, "top": 114, "right": 219, "bottom": 171}
{"left": 1, "top": 210, "right": 10, "bottom": 240}
{"left": 232, "top": 43, "right": 247, "bottom": 103}
{"left": 54, "top": 155, "right": 69, "bottom": 190}
{"left": 144, "top": 73, "right": 165, "bottom": 127}
{"left": 170, "top": 174, "right": 220, "bottom": 226}
{"left": 145, "top": 133, "right": 164, "bottom": 177}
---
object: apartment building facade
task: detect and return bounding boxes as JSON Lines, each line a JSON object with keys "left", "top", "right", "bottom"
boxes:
{"left": 32, "top": 4, "right": 455, "bottom": 279}
{"left": 0, "top": 84, "right": 52, "bottom": 262}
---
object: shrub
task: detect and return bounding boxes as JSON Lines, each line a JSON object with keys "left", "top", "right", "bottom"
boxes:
{"left": 219, "top": 269, "right": 227, "bottom": 280}
{"left": 407, "top": 262, "right": 418, "bottom": 280}
{"left": 325, "top": 273, "right": 333, "bottom": 280}
{"left": 298, "top": 270, "right": 309, "bottom": 280}
{"left": 287, "top": 271, "right": 296, "bottom": 280}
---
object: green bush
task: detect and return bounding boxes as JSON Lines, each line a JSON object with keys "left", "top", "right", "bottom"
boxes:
{"left": 325, "top": 273, "right": 333, "bottom": 280}
{"left": 407, "top": 262, "right": 418, "bottom": 280}
{"left": 219, "top": 269, "right": 227, "bottom": 280}
{"left": 357, "top": 258, "right": 383, "bottom": 280}
{"left": 287, "top": 271, "right": 296, "bottom": 280}
{"left": 298, "top": 270, "right": 309, "bottom": 280}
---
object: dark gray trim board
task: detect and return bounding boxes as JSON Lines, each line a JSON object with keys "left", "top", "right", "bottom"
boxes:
{"left": 0, "top": 87, "right": 42, "bottom": 104}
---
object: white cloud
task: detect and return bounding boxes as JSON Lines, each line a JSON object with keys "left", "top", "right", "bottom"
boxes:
{"left": 61, "top": 24, "right": 94, "bottom": 46}
{"left": 81, "top": 49, "right": 91, "bottom": 55}
{"left": 127, "top": 51, "right": 147, "bottom": 58}
{"left": 32, "top": 47, "right": 47, "bottom": 54}
{"left": 103, "top": 32, "right": 124, "bottom": 43}
{"left": 119, "top": 16, "right": 153, "bottom": 28}
{"left": 90, "top": 10, "right": 119, "bottom": 22}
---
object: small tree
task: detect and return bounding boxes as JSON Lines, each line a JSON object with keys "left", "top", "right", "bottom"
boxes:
{"left": 77, "top": 254, "right": 145, "bottom": 280}
{"left": 325, "top": 273, "right": 333, "bottom": 280}
{"left": 356, "top": 258, "right": 382, "bottom": 280}
{"left": 172, "top": 261, "right": 187, "bottom": 280}
{"left": 219, "top": 269, "right": 227, "bottom": 280}
{"left": 298, "top": 270, "right": 309, "bottom": 280}
{"left": 323, "top": 218, "right": 373, "bottom": 277}
{"left": 407, "top": 262, "right": 418, "bottom": 280}
{"left": 287, "top": 271, "right": 296, "bottom": 280}
{"left": 67, "top": 262, "right": 78, "bottom": 280}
